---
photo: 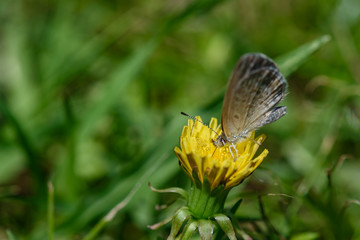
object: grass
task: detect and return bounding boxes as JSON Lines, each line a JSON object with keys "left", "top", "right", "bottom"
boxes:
{"left": 0, "top": 0, "right": 359, "bottom": 239}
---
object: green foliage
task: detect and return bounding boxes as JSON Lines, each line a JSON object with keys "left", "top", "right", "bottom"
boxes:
{"left": 0, "top": 0, "right": 359, "bottom": 239}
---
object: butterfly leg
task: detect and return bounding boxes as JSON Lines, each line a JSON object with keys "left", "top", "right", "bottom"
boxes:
{"left": 247, "top": 136, "right": 261, "bottom": 146}
{"left": 229, "top": 143, "right": 238, "bottom": 161}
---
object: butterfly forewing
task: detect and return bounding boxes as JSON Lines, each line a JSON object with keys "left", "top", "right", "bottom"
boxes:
{"left": 221, "top": 53, "right": 287, "bottom": 142}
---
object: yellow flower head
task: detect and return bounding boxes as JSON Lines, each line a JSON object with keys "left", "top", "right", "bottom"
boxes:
{"left": 174, "top": 116, "right": 269, "bottom": 190}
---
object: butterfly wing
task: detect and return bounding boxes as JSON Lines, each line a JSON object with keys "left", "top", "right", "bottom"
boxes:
{"left": 221, "top": 53, "right": 287, "bottom": 141}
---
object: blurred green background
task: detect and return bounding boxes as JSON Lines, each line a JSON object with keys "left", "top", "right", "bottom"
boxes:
{"left": 0, "top": 0, "right": 359, "bottom": 239}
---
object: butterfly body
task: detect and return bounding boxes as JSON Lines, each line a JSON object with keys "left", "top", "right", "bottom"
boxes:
{"left": 214, "top": 53, "right": 287, "bottom": 147}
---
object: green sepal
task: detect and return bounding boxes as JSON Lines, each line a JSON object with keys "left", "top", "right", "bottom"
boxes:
{"left": 178, "top": 220, "right": 198, "bottom": 240}
{"left": 229, "top": 198, "right": 243, "bottom": 214}
{"left": 147, "top": 214, "right": 174, "bottom": 230}
{"left": 168, "top": 207, "right": 192, "bottom": 240}
{"left": 148, "top": 182, "right": 188, "bottom": 200}
{"left": 203, "top": 184, "right": 229, "bottom": 217}
{"left": 191, "top": 169, "right": 203, "bottom": 189}
{"left": 213, "top": 213, "right": 236, "bottom": 240}
{"left": 188, "top": 175, "right": 230, "bottom": 219}
{"left": 198, "top": 219, "right": 216, "bottom": 240}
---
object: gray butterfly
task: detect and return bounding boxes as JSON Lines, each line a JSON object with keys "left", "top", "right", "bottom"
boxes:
{"left": 215, "top": 53, "right": 287, "bottom": 147}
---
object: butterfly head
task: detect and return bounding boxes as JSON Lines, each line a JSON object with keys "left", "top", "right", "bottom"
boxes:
{"left": 213, "top": 133, "right": 227, "bottom": 147}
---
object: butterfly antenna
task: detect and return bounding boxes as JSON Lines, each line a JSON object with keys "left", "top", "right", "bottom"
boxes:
{"left": 181, "top": 112, "right": 220, "bottom": 138}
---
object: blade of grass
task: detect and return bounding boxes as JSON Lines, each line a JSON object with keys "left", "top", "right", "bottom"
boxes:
{"left": 0, "top": 100, "right": 46, "bottom": 200}
{"left": 38, "top": 9, "right": 138, "bottom": 112}
{"left": 276, "top": 35, "right": 331, "bottom": 77}
{"left": 6, "top": 230, "right": 18, "bottom": 240}
{"left": 56, "top": 96, "right": 80, "bottom": 200}
{"left": 48, "top": 182, "right": 54, "bottom": 240}
{"left": 82, "top": 174, "right": 145, "bottom": 240}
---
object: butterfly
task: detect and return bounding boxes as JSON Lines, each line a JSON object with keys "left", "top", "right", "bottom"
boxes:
{"left": 214, "top": 53, "right": 287, "bottom": 147}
